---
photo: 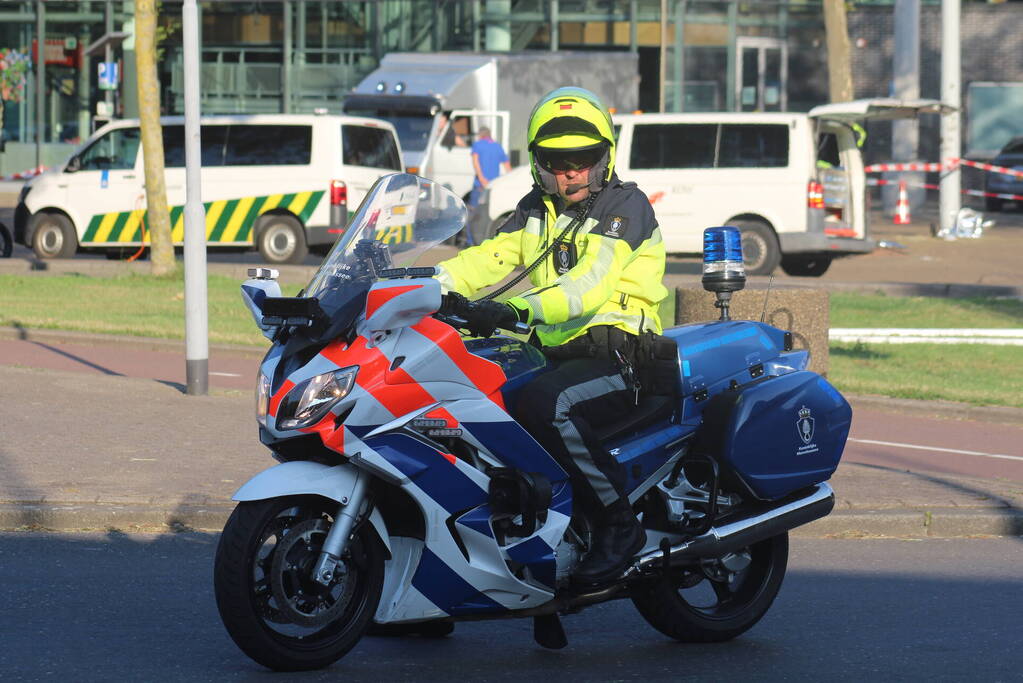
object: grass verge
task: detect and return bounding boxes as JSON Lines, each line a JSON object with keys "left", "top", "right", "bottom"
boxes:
{"left": 0, "top": 272, "right": 300, "bottom": 346}
{"left": 829, "top": 341, "right": 1023, "bottom": 409}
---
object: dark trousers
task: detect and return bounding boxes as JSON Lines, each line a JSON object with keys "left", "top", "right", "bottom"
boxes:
{"left": 514, "top": 357, "right": 635, "bottom": 518}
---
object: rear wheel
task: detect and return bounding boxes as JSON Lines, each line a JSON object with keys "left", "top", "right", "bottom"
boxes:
{"left": 214, "top": 495, "right": 385, "bottom": 671}
{"left": 257, "top": 215, "right": 308, "bottom": 265}
{"left": 985, "top": 197, "right": 1004, "bottom": 212}
{"left": 731, "top": 219, "right": 780, "bottom": 275}
{"left": 780, "top": 254, "right": 832, "bottom": 277}
{"left": 630, "top": 533, "right": 789, "bottom": 642}
{"left": 30, "top": 212, "right": 77, "bottom": 259}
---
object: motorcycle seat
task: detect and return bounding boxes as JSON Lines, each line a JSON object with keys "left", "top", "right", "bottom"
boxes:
{"left": 594, "top": 394, "right": 677, "bottom": 444}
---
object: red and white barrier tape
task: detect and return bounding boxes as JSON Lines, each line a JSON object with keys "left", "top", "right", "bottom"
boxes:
{"left": 863, "top": 161, "right": 949, "bottom": 173}
{"left": 1, "top": 165, "right": 47, "bottom": 181}
{"left": 958, "top": 158, "right": 1023, "bottom": 178}
{"left": 864, "top": 158, "right": 1023, "bottom": 179}
{"left": 866, "top": 177, "right": 1023, "bottom": 201}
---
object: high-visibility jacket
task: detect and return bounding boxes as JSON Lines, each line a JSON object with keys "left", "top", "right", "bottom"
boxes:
{"left": 436, "top": 174, "right": 668, "bottom": 347}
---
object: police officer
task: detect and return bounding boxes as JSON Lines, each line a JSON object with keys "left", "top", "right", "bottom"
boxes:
{"left": 436, "top": 87, "right": 668, "bottom": 585}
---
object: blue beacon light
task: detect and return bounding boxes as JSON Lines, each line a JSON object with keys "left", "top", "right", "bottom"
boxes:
{"left": 701, "top": 226, "right": 746, "bottom": 321}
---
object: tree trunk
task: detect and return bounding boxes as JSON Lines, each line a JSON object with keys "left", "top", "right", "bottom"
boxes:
{"left": 135, "top": 0, "right": 175, "bottom": 275}
{"left": 823, "top": 0, "right": 854, "bottom": 103}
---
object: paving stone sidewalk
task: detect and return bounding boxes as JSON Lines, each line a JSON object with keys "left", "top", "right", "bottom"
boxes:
{"left": 1, "top": 364, "right": 1020, "bottom": 537}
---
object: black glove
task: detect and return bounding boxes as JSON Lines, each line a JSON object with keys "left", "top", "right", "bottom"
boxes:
{"left": 463, "top": 299, "right": 518, "bottom": 338}
{"left": 439, "top": 291, "right": 471, "bottom": 319}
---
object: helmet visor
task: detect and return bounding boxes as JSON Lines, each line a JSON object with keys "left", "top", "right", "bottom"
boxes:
{"left": 534, "top": 143, "right": 607, "bottom": 173}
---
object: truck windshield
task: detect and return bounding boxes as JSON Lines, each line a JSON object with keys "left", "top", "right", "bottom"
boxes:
{"left": 345, "top": 110, "right": 433, "bottom": 152}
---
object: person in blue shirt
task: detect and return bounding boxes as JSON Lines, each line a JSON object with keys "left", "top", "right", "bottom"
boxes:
{"left": 467, "top": 127, "right": 511, "bottom": 245}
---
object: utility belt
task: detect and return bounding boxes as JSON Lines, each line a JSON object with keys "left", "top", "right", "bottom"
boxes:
{"left": 541, "top": 325, "right": 679, "bottom": 400}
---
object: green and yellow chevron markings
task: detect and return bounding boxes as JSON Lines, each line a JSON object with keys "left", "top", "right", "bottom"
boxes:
{"left": 81, "top": 190, "right": 325, "bottom": 244}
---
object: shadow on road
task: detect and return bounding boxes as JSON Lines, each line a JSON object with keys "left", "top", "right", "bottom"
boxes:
{"left": 0, "top": 532, "right": 1020, "bottom": 680}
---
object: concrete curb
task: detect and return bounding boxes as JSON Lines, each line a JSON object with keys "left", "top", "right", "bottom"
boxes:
{"left": 1, "top": 501, "right": 1020, "bottom": 538}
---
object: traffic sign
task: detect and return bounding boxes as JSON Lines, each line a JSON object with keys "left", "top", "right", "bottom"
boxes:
{"left": 98, "top": 61, "right": 118, "bottom": 91}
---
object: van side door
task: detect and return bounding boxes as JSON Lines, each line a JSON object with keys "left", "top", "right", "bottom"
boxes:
{"left": 68, "top": 126, "right": 145, "bottom": 246}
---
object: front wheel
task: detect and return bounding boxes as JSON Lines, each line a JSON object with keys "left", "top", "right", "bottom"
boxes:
{"left": 630, "top": 533, "right": 788, "bottom": 642}
{"left": 30, "top": 212, "right": 78, "bottom": 259}
{"left": 214, "top": 495, "right": 385, "bottom": 671}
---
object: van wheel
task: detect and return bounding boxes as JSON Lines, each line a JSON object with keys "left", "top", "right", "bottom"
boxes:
{"left": 732, "top": 220, "right": 780, "bottom": 276}
{"left": 985, "top": 197, "right": 1004, "bottom": 212}
{"left": 780, "top": 255, "right": 831, "bottom": 277}
{"left": 30, "top": 212, "right": 78, "bottom": 259}
{"left": 257, "top": 215, "right": 308, "bottom": 265}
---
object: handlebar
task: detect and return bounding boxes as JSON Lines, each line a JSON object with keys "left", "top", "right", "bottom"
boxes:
{"left": 436, "top": 293, "right": 530, "bottom": 337}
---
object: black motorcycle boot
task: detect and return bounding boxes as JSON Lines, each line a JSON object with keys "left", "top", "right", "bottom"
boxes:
{"left": 572, "top": 501, "right": 646, "bottom": 586}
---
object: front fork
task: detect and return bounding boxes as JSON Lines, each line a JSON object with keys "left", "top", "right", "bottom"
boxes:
{"left": 310, "top": 471, "right": 369, "bottom": 586}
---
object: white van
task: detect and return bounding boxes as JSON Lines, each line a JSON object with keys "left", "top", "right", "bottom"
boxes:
{"left": 471, "top": 99, "right": 943, "bottom": 276}
{"left": 15, "top": 113, "right": 403, "bottom": 264}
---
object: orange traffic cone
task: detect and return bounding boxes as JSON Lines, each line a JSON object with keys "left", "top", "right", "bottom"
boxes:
{"left": 894, "top": 179, "right": 911, "bottom": 225}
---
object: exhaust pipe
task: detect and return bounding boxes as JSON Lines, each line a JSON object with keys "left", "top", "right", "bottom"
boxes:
{"left": 625, "top": 482, "right": 835, "bottom": 578}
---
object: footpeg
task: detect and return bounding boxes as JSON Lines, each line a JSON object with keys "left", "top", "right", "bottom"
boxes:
{"left": 533, "top": 614, "right": 568, "bottom": 649}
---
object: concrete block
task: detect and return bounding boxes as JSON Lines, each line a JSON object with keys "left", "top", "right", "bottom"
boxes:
{"left": 674, "top": 286, "right": 830, "bottom": 376}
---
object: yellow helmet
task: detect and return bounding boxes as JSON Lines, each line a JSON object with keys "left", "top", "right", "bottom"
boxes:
{"left": 527, "top": 87, "right": 616, "bottom": 195}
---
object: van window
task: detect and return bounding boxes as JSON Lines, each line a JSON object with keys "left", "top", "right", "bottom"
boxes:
{"left": 199, "top": 125, "right": 229, "bottom": 166}
{"left": 77, "top": 127, "right": 140, "bottom": 171}
{"left": 162, "top": 125, "right": 186, "bottom": 168}
{"left": 718, "top": 124, "right": 788, "bottom": 168}
{"left": 630, "top": 124, "right": 717, "bottom": 169}
{"left": 342, "top": 125, "right": 402, "bottom": 170}
{"left": 224, "top": 125, "right": 312, "bottom": 165}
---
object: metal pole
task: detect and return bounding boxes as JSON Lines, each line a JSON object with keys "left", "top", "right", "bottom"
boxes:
{"left": 659, "top": 0, "right": 667, "bottom": 113}
{"left": 939, "top": 0, "right": 961, "bottom": 235}
{"left": 472, "top": 0, "right": 480, "bottom": 52}
{"left": 725, "top": 0, "right": 737, "bottom": 111}
{"left": 550, "top": 0, "right": 559, "bottom": 52}
{"left": 891, "top": 0, "right": 921, "bottom": 214}
{"left": 629, "top": 0, "right": 638, "bottom": 53}
{"left": 35, "top": 0, "right": 44, "bottom": 168}
{"left": 182, "top": 0, "right": 208, "bottom": 396}
{"left": 673, "top": 0, "right": 686, "bottom": 112}
{"left": 105, "top": 0, "right": 113, "bottom": 112}
{"left": 282, "top": 0, "right": 292, "bottom": 113}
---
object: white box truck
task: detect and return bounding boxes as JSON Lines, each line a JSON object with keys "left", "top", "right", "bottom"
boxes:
{"left": 342, "top": 51, "right": 639, "bottom": 201}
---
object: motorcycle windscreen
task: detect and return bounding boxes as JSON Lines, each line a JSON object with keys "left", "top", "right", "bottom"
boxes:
{"left": 716, "top": 371, "right": 851, "bottom": 501}
{"left": 302, "top": 172, "right": 466, "bottom": 341}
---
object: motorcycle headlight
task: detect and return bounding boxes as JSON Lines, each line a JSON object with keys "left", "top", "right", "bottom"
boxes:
{"left": 255, "top": 373, "right": 271, "bottom": 423}
{"left": 276, "top": 367, "right": 358, "bottom": 431}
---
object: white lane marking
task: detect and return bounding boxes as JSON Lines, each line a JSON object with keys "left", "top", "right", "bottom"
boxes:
{"left": 849, "top": 437, "right": 1023, "bottom": 463}
{"left": 209, "top": 371, "right": 243, "bottom": 377}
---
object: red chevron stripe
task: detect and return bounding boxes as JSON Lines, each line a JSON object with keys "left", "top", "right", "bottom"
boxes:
{"left": 412, "top": 317, "right": 507, "bottom": 408}
{"left": 366, "top": 284, "right": 424, "bottom": 318}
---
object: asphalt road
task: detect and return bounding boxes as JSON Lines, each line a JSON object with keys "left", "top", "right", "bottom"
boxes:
{"left": 0, "top": 532, "right": 1019, "bottom": 681}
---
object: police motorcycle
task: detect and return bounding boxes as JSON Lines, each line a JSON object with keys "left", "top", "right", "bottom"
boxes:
{"left": 214, "top": 173, "right": 851, "bottom": 671}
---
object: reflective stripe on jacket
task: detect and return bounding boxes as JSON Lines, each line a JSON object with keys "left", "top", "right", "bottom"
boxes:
{"left": 436, "top": 174, "right": 668, "bottom": 347}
